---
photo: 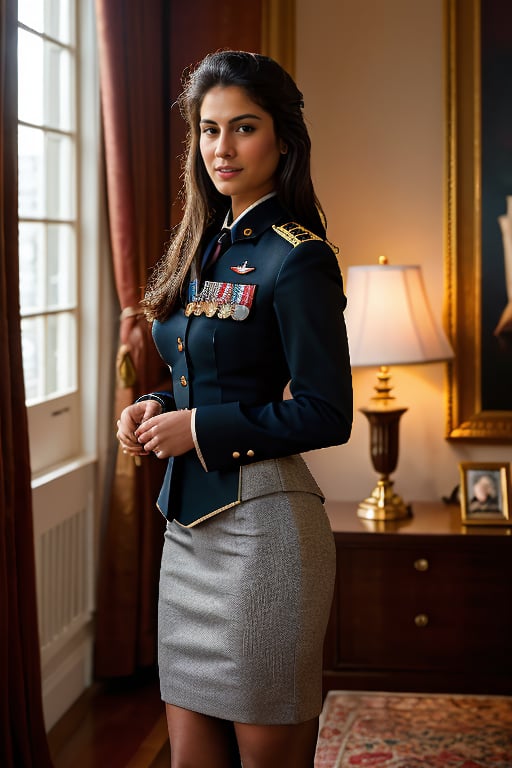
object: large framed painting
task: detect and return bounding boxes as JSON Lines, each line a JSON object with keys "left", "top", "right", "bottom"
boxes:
{"left": 446, "top": 0, "right": 512, "bottom": 441}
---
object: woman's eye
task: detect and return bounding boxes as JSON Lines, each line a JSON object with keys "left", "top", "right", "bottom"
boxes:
{"left": 237, "top": 124, "right": 254, "bottom": 133}
{"left": 201, "top": 126, "right": 217, "bottom": 135}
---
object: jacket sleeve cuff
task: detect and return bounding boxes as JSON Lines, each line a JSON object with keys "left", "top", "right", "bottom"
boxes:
{"left": 191, "top": 408, "right": 208, "bottom": 471}
{"left": 135, "top": 391, "right": 176, "bottom": 413}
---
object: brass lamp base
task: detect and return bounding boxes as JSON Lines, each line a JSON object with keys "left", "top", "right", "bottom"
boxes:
{"left": 358, "top": 386, "right": 411, "bottom": 522}
{"left": 357, "top": 477, "right": 412, "bottom": 521}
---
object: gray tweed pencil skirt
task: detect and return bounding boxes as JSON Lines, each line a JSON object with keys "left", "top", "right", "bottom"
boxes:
{"left": 157, "top": 455, "right": 336, "bottom": 725}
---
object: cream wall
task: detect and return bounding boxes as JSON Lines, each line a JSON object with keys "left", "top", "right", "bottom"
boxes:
{"left": 297, "top": 0, "right": 512, "bottom": 503}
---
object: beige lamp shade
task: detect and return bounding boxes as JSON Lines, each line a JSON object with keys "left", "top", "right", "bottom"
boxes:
{"left": 344, "top": 260, "right": 453, "bottom": 522}
{"left": 344, "top": 264, "right": 453, "bottom": 367}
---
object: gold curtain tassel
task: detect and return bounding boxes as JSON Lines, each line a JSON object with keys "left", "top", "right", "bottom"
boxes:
{"left": 116, "top": 344, "right": 137, "bottom": 388}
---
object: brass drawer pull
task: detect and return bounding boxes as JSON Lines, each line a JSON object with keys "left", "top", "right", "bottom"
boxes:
{"left": 414, "top": 558, "right": 429, "bottom": 572}
{"left": 414, "top": 614, "right": 429, "bottom": 628}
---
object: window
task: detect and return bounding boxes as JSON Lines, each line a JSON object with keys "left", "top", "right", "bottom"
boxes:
{"left": 17, "top": 2, "right": 101, "bottom": 721}
{"left": 17, "top": 0, "right": 100, "bottom": 475}
{"left": 18, "top": 0, "right": 77, "bottom": 404}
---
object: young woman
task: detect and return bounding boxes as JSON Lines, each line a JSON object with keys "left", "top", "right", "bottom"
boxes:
{"left": 117, "top": 50, "right": 352, "bottom": 768}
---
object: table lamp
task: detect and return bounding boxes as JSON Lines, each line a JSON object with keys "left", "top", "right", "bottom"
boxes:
{"left": 344, "top": 256, "right": 453, "bottom": 521}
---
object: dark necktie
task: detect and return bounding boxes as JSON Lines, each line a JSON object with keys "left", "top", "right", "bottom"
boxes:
{"left": 204, "top": 228, "right": 231, "bottom": 272}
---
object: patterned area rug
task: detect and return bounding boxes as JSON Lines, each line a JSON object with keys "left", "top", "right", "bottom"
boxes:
{"left": 314, "top": 691, "right": 512, "bottom": 767}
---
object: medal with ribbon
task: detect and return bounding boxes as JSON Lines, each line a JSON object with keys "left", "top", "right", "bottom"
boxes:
{"left": 231, "top": 283, "right": 256, "bottom": 321}
{"left": 184, "top": 280, "right": 256, "bottom": 321}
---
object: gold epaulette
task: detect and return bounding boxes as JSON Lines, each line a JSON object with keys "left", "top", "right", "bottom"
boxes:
{"left": 273, "top": 222, "right": 339, "bottom": 255}
{"left": 272, "top": 222, "right": 322, "bottom": 246}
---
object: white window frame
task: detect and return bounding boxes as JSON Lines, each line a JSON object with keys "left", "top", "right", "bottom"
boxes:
{"left": 18, "top": 0, "right": 102, "bottom": 478}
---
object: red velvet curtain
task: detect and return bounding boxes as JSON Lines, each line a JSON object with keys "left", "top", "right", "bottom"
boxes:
{"left": 93, "top": 0, "right": 171, "bottom": 677}
{"left": 0, "top": 0, "right": 54, "bottom": 764}
{"left": 94, "top": 0, "right": 264, "bottom": 678}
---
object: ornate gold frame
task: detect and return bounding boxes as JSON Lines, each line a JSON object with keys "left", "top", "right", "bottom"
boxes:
{"left": 445, "top": 0, "right": 512, "bottom": 441}
{"left": 261, "top": 0, "right": 295, "bottom": 76}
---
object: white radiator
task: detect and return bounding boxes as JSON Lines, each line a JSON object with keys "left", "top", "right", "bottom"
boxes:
{"left": 32, "top": 458, "right": 96, "bottom": 729}
{"left": 36, "top": 503, "right": 91, "bottom": 652}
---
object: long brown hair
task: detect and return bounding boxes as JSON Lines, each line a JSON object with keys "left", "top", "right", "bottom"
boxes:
{"left": 142, "top": 50, "right": 327, "bottom": 321}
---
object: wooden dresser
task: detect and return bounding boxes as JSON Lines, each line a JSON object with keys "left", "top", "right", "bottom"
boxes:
{"left": 323, "top": 501, "right": 512, "bottom": 695}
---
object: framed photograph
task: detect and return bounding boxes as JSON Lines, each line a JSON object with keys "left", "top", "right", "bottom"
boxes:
{"left": 459, "top": 462, "right": 511, "bottom": 525}
{"left": 445, "top": 0, "right": 512, "bottom": 441}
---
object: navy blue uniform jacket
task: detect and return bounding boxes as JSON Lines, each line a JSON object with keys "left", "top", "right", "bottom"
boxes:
{"left": 150, "top": 196, "right": 352, "bottom": 526}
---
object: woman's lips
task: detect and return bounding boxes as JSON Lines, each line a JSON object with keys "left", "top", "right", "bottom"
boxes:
{"left": 215, "top": 167, "right": 242, "bottom": 179}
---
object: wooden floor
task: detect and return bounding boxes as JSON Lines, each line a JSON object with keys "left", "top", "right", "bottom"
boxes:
{"left": 47, "top": 671, "right": 171, "bottom": 768}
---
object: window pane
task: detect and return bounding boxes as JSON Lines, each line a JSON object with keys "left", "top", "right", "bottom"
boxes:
{"left": 46, "top": 0, "right": 74, "bottom": 45}
{"left": 19, "top": 222, "right": 45, "bottom": 312}
{"left": 18, "top": 29, "right": 74, "bottom": 131}
{"left": 18, "top": 29, "right": 44, "bottom": 125}
{"left": 47, "top": 131, "right": 75, "bottom": 219}
{"left": 19, "top": 222, "right": 76, "bottom": 312}
{"left": 21, "top": 313, "right": 77, "bottom": 402}
{"left": 18, "top": 126, "right": 75, "bottom": 219}
{"left": 47, "top": 312, "right": 76, "bottom": 395}
{"left": 47, "top": 224, "right": 76, "bottom": 307}
{"left": 18, "top": 125, "right": 45, "bottom": 218}
{"left": 18, "top": 0, "right": 44, "bottom": 33}
{"left": 19, "top": 0, "right": 73, "bottom": 45}
{"left": 21, "top": 315, "right": 45, "bottom": 401}
{"left": 46, "top": 41, "right": 74, "bottom": 131}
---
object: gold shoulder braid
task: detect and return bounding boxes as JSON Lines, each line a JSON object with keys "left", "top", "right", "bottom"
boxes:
{"left": 272, "top": 222, "right": 339, "bottom": 255}
{"left": 272, "top": 222, "right": 322, "bottom": 246}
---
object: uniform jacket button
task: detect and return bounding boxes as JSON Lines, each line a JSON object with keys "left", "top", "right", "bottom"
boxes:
{"left": 180, "top": 375, "right": 188, "bottom": 387}
{"left": 232, "top": 451, "right": 241, "bottom": 459}
{"left": 243, "top": 227, "right": 253, "bottom": 236}
{"left": 177, "top": 337, "right": 184, "bottom": 352}
{"left": 246, "top": 450, "right": 255, "bottom": 457}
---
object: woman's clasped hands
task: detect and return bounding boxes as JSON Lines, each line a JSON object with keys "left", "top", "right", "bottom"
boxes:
{"left": 116, "top": 401, "right": 194, "bottom": 460}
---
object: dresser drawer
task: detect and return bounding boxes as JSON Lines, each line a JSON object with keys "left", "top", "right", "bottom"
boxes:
{"left": 323, "top": 501, "right": 512, "bottom": 694}
{"left": 330, "top": 544, "right": 512, "bottom": 671}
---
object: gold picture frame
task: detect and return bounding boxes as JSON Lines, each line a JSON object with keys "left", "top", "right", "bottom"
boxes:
{"left": 459, "top": 462, "right": 511, "bottom": 525}
{"left": 445, "top": 0, "right": 512, "bottom": 441}
{"left": 261, "top": 0, "right": 296, "bottom": 77}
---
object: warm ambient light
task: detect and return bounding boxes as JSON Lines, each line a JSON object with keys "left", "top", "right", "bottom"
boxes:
{"left": 344, "top": 257, "right": 453, "bottom": 521}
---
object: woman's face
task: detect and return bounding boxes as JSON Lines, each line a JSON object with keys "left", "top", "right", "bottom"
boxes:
{"left": 199, "top": 85, "right": 285, "bottom": 219}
